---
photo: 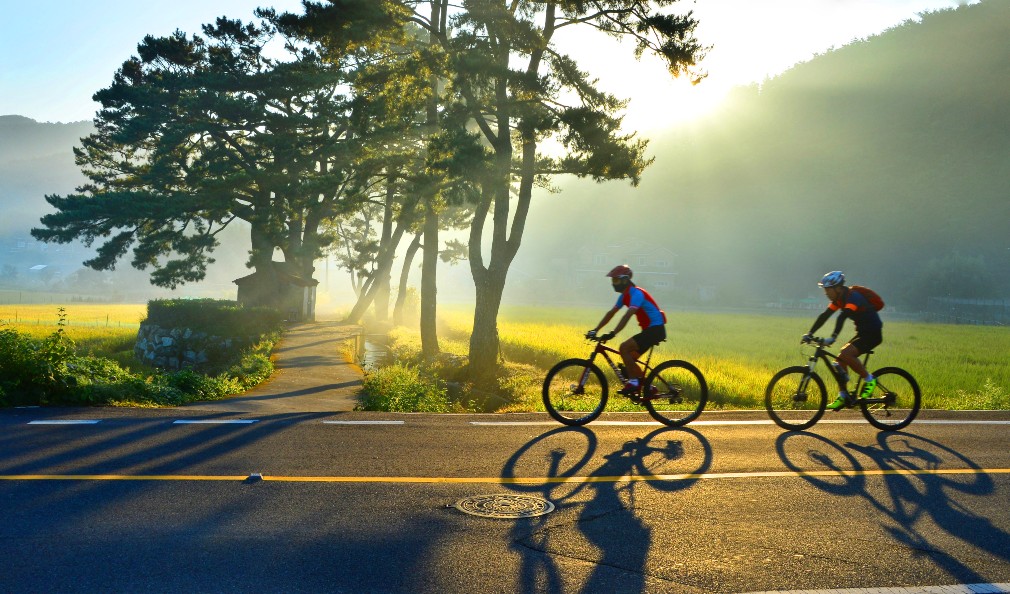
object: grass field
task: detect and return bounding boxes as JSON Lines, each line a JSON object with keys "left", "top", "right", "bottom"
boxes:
{"left": 7, "top": 302, "right": 1007, "bottom": 412}
{"left": 0, "top": 303, "right": 278, "bottom": 408}
{"left": 0, "top": 304, "right": 146, "bottom": 358}
{"left": 389, "top": 304, "right": 1010, "bottom": 411}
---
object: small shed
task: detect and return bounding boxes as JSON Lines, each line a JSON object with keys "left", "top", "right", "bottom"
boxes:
{"left": 234, "top": 262, "right": 318, "bottom": 321}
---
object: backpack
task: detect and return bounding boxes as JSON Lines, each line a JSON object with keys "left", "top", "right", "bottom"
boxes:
{"left": 850, "top": 285, "right": 884, "bottom": 311}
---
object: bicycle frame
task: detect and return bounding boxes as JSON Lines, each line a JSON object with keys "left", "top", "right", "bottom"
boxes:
{"left": 584, "top": 339, "right": 656, "bottom": 385}
{"left": 804, "top": 342, "right": 894, "bottom": 406}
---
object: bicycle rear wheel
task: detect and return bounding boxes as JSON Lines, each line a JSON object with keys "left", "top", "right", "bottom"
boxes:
{"left": 643, "top": 360, "right": 708, "bottom": 426}
{"left": 542, "top": 359, "right": 608, "bottom": 426}
{"left": 860, "top": 366, "right": 921, "bottom": 431}
{"left": 764, "top": 367, "right": 827, "bottom": 431}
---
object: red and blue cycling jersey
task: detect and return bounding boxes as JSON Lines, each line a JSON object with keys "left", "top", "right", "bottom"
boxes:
{"left": 615, "top": 286, "right": 667, "bottom": 329}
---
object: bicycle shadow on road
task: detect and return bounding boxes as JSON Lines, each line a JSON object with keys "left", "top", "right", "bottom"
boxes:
{"left": 499, "top": 425, "right": 713, "bottom": 593}
{"left": 775, "top": 430, "right": 1010, "bottom": 585}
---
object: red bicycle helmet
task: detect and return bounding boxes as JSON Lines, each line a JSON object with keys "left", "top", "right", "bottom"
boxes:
{"left": 606, "top": 265, "right": 633, "bottom": 279}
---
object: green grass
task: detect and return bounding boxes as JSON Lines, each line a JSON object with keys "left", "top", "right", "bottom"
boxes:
{"left": 0, "top": 305, "right": 279, "bottom": 408}
{"left": 381, "top": 304, "right": 1010, "bottom": 412}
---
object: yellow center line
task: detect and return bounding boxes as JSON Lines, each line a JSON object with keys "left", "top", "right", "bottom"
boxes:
{"left": 0, "top": 474, "right": 244, "bottom": 481}
{"left": 1, "top": 468, "right": 1009, "bottom": 484}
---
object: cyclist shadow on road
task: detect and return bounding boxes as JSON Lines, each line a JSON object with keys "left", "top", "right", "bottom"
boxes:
{"left": 501, "top": 425, "right": 712, "bottom": 593}
{"left": 776, "top": 430, "right": 1010, "bottom": 585}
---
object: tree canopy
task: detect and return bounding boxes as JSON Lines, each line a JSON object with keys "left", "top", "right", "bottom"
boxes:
{"left": 33, "top": 0, "right": 708, "bottom": 386}
{"left": 32, "top": 12, "right": 421, "bottom": 288}
{"left": 392, "top": 0, "right": 707, "bottom": 380}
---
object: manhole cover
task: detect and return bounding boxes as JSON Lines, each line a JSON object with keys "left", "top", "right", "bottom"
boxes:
{"left": 453, "top": 494, "right": 555, "bottom": 519}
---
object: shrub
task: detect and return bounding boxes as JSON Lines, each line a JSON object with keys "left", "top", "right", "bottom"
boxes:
{"left": 144, "top": 299, "right": 285, "bottom": 338}
{"left": 0, "top": 308, "right": 281, "bottom": 408}
{"left": 954, "top": 378, "right": 1009, "bottom": 410}
{"left": 360, "top": 363, "right": 450, "bottom": 413}
{"left": 0, "top": 309, "right": 79, "bottom": 405}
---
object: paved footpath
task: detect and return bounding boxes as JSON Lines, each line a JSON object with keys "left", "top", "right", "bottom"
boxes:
{"left": 184, "top": 320, "right": 364, "bottom": 414}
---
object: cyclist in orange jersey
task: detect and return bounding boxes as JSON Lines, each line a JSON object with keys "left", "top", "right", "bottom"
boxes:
{"left": 804, "top": 270, "right": 883, "bottom": 410}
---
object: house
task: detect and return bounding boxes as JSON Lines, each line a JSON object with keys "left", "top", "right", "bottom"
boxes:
{"left": 234, "top": 262, "right": 318, "bottom": 321}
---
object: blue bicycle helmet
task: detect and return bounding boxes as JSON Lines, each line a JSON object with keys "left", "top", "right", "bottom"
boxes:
{"left": 818, "top": 271, "right": 845, "bottom": 288}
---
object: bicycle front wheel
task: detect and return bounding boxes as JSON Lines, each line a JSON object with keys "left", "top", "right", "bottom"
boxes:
{"left": 643, "top": 360, "right": 708, "bottom": 426}
{"left": 542, "top": 359, "right": 609, "bottom": 426}
{"left": 860, "top": 367, "right": 921, "bottom": 431}
{"left": 764, "top": 367, "right": 827, "bottom": 431}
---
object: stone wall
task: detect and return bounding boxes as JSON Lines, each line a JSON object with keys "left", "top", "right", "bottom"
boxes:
{"left": 134, "top": 323, "right": 250, "bottom": 371}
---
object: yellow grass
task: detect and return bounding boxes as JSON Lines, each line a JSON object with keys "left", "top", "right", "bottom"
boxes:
{"left": 0, "top": 304, "right": 146, "bottom": 326}
{"left": 397, "top": 304, "right": 1010, "bottom": 411}
{"left": 0, "top": 304, "right": 146, "bottom": 356}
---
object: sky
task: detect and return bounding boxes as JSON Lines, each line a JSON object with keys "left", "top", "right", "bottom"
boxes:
{"left": 0, "top": 0, "right": 975, "bottom": 131}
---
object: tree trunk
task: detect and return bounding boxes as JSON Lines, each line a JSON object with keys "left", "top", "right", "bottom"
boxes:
{"left": 419, "top": 199, "right": 439, "bottom": 358}
{"left": 344, "top": 252, "right": 394, "bottom": 324}
{"left": 392, "top": 232, "right": 421, "bottom": 326}
{"left": 460, "top": 3, "right": 555, "bottom": 387}
{"left": 375, "top": 273, "right": 391, "bottom": 322}
{"left": 467, "top": 141, "right": 535, "bottom": 385}
{"left": 249, "top": 217, "right": 274, "bottom": 275}
{"left": 418, "top": 0, "right": 445, "bottom": 360}
{"left": 373, "top": 174, "right": 396, "bottom": 322}
{"left": 469, "top": 266, "right": 506, "bottom": 383}
{"left": 344, "top": 205, "right": 414, "bottom": 324}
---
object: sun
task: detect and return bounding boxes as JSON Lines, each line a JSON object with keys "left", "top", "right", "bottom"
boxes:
{"left": 621, "top": 75, "right": 735, "bottom": 133}
{"left": 558, "top": 32, "right": 736, "bottom": 135}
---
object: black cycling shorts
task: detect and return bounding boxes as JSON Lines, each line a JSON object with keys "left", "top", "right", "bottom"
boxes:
{"left": 848, "top": 330, "right": 882, "bottom": 354}
{"left": 632, "top": 325, "right": 667, "bottom": 351}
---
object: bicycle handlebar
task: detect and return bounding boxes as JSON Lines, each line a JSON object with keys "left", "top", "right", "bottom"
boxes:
{"left": 801, "top": 336, "right": 833, "bottom": 347}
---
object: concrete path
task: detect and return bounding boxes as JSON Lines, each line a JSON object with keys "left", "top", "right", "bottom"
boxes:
{"left": 183, "top": 320, "right": 364, "bottom": 414}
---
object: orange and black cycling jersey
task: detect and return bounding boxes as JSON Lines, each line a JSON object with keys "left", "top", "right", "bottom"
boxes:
{"left": 809, "top": 287, "right": 882, "bottom": 336}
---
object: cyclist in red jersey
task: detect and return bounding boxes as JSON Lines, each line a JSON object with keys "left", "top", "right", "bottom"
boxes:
{"left": 586, "top": 264, "right": 668, "bottom": 395}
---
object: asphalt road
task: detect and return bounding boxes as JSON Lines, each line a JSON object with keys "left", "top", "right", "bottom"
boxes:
{"left": 2, "top": 407, "right": 1009, "bottom": 593}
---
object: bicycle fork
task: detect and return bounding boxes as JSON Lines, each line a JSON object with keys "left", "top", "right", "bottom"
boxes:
{"left": 576, "top": 366, "right": 591, "bottom": 393}
{"left": 792, "top": 356, "right": 819, "bottom": 402}
{"left": 574, "top": 353, "right": 601, "bottom": 394}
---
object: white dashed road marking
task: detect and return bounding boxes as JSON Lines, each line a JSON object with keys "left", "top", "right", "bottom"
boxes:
{"left": 27, "top": 420, "right": 101, "bottom": 425}
{"left": 172, "top": 419, "right": 259, "bottom": 424}
{"left": 322, "top": 420, "right": 405, "bottom": 425}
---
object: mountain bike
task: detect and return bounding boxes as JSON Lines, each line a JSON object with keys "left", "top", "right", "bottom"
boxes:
{"left": 764, "top": 336, "right": 921, "bottom": 431}
{"left": 542, "top": 335, "right": 707, "bottom": 427}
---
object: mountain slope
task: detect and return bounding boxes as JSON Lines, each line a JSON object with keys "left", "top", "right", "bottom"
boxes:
{"left": 0, "top": 115, "right": 93, "bottom": 235}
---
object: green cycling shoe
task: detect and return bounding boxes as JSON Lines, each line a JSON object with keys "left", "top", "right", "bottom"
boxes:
{"left": 860, "top": 378, "right": 877, "bottom": 399}
{"left": 826, "top": 392, "right": 851, "bottom": 411}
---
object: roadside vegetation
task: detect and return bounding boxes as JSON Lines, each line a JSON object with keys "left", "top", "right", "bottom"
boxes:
{"left": 0, "top": 302, "right": 282, "bottom": 408}
{"left": 362, "top": 305, "right": 1010, "bottom": 413}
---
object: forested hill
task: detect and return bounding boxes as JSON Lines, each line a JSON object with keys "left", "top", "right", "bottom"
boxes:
{"left": 0, "top": 115, "right": 93, "bottom": 162}
{"left": 523, "top": 0, "right": 1010, "bottom": 308}
{"left": 0, "top": 116, "right": 93, "bottom": 236}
